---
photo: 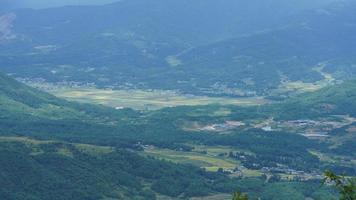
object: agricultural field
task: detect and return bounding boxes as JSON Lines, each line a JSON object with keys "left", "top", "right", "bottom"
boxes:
{"left": 271, "top": 63, "right": 337, "bottom": 95}
{"left": 140, "top": 144, "right": 333, "bottom": 181}
{"left": 141, "top": 144, "right": 261, "bottom": 177}
{"left": 27, "top": 82, "right": 268, "bottom": 110}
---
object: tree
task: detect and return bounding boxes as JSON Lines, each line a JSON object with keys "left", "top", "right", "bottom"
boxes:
{"left": 232, "top": 191, "right": 248, "bottom": 200}
{"left": 323, "top": 170, "right": 356, "bottom": 200}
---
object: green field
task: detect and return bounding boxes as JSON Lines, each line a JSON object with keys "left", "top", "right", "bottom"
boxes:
{"left": 274, "top": 64, "right": 336, "bottom": 94}
{"left": 35, "top": 85, "right": 267, "bottom": 110}
{"left": 0, "top": 136, "right": 114, "bottom": 157}
{"left": 142, "top": 145, "right": 261, "bottom": 177}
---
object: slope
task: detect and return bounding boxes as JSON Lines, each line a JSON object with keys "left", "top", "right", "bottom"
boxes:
{"left": 267, "top": 80, "right": 356, "bottom": 119}
{"left": 0, "top": 73, "right": 245, "bottom": 199}
{"left": 0, "top": 72, "right": 137, "bottom": 122}
{"left": 0, "top": 0, "right": 346, "bottom": 96}
{"left": 176, "top": 0, "right": 356, "bottom": 95}
{"left": 0, "top": 136, "right": 245, "bottom": 199}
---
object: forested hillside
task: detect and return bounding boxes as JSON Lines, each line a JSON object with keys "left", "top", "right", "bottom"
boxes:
{"left": 0, "top": 72, "right": 137, "bottom": 121}
{"left": 1, "top": 0, "right": 355, "bottom": 199}
{"left": 1, "top": 0, "right": 355, "bottom": 96}
{"left": 0, "top": 72, "right": 353, "bottom": 199}
{"left": 0, "top": 73, "right": 242, "bottom": 199}
{"left": 266, "top": 80, "right": 356, "bottom": 119}
{"left": 0, "top": 137, "right": 243, "bottom": 199}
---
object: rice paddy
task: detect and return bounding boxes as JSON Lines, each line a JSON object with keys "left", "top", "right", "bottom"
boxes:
{"left": 46, "top": 87, "right": 267, "bottom": 110}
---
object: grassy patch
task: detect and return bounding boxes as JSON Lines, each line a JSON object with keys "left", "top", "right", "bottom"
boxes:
{"left": 274, "top": 64, "right": 336, "bottom": 94}
{"left": 0, "top": 136, "right": 52, "bottom": 145}
{"left": 0, "top": 136, "right": 114, "bottom": 157}
{"left": 142, "top": 147, "right": 239, "bottom": 172}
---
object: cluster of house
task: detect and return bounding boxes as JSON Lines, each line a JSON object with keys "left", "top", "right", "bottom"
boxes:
{"left": 261, "top": 167, "right": 323, "bottom": 180}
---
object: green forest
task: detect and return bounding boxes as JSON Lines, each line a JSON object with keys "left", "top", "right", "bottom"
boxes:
{"left": 1, "top": 72, "right": 355, "bottom": 199}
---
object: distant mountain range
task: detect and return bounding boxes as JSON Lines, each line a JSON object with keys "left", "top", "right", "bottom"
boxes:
{"left": 1, "top": 0, "right": 355, "bottom": 96}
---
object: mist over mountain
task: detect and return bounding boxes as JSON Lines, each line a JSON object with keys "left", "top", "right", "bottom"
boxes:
{"left": 0, "top": 0, "right": 355, "bottom": 96}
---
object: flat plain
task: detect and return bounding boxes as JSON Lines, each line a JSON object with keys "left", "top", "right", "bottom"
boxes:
{"left": 42, "top": 86, "right": 268, "bottom": 110}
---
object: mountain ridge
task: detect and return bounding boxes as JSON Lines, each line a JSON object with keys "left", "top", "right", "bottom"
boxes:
{"left": 1, "top": 0, "right": 354, "bottom": 96}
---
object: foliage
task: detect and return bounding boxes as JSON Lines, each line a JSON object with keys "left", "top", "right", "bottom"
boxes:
{"left": 0, "top": 140, "right": 236, "bottom": 199}
{"left": 2, "top": 1, "right": 356, "bottom": 96}
{"left": 323, "top": 171, "right": 356, "bottom": 200}
{"left": 0, "top": 72, "right": 351, "bottom": 199}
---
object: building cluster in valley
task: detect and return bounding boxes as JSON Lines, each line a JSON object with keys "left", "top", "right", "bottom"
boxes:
{"left": 252, "top": 116, "right": 356, "bottom": 139}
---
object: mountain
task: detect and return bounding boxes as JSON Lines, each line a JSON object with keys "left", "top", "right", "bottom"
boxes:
{"left": 1, "top": 1, "right": 355, "bottom": 198}
{"left": 0, "top": 73, "right": 245, "bottom": 200}
{"left": 0, "top": 137, "right": 242, "bottom": 200}
{"left": 5, "top": 0, "right": 337, "bottom": 45}
{"left": 1, "top": 136, "right": 340, "bottom": 200}
{"left": 0, "top": 0, "right": 351, "bottom": 96}
{"left": 176, "top": 0, "right": 356, "bottom": 95}
{"left": 0, "top": 71, "right": 137, "bottom": 123}
{"left": 145, "top": 78, "right": 356, "bottom": 159}
{"left": 0, "top": 71, "right": 152, "bottom": 148}
{"left": 269, "top": 80, "right": 356, "bottom": 119}
{"left": 0, "top": 72, "right": 348, "bottom": 200}
{"left": 268, "top": 80, "right": 356, "bottom": 157}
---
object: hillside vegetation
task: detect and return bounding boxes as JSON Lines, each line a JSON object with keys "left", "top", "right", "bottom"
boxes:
{"left": 0, "top": 72, "right": 348, "bottom": 200}
{"left": 1, "top": 0, "right": 356, "bottom": 96}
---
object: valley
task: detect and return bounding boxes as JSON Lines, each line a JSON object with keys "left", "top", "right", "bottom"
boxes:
{"left": 23, "top": 80, "right": 268, "bottom": 110}
{"left": 1, "top": 71, "right": 354, "bottom": 199}
{"left": 1, "top": 0, "right": 356, "bottom": 199}
{"left": 17, "top": 77, "right": 356, "bottom": 183}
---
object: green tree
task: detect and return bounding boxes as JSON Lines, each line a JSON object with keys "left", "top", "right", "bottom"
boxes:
{"left": 323, "top": 170, "right": 356, "bottom": 200}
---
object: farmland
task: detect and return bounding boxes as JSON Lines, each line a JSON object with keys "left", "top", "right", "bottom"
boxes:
{"left": 27, "top": 82, "right": 268, "bottom": 110}
{"left": 142, "top": 144, "right": 262, "bottom": 177}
